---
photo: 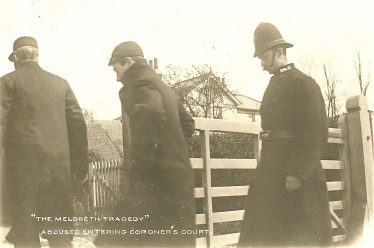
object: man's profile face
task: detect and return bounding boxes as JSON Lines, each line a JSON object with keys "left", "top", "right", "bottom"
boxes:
{"left": 259, "top": 49, "right": 278, "bottom": 74}
{"left": 112, "top": 62, "right": 128, "bottom": 82}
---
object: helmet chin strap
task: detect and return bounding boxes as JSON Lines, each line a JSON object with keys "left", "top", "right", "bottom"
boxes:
{"left": 270, "top": 48, "right": 276, "bottom": 71}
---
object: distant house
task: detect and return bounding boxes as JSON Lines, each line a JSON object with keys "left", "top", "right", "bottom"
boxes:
{"left": 234, "top": 94, "right": 262, "bottom": 122}
{"left": 87, "top": 122, "right": 122, "bottom": 161}
{"left": 173, "top": 72, "right": 261, "bottom": 122}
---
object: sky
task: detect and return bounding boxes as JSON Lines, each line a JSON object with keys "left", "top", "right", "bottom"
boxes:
{"left": 1, "top": 0, "right": 374, "bottom": 119}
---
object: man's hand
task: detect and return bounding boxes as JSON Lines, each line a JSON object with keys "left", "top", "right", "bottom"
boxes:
{"left": 78, "top": 173, "right": 88, "bottom": 184}
{"left": 74, "top": 173, "right": 89, "bottom": 186}
{"left": 78, "top": 173, "right": 89, "bottom": 184}
{"left": 285, "top": 175, "right": 302, "bottom": 191}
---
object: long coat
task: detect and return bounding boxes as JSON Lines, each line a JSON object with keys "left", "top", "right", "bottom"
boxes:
{"left": 239, "top": 64, "right": 332, "bottom": 247}
{"left": 0, "top": 61, "right": 88, "bottom": 244}
{"left": 94, "top": 59, "right": 196, "bottom": 248}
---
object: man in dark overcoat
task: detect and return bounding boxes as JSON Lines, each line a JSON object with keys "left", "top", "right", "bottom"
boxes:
{"left": 238, "top": 23, "right": 332, "bottom": 247}
{"left": 94, "top": 41, "right": 196, "bottom": 247}
{"left": 0, "top": 36, "right": 88, "bottom": 248}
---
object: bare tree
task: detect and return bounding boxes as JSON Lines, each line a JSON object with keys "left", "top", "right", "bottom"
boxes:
{"left": 322, "top": 62, "right": 340, "bottom": 126}
{"left": 162, "top": 64, "right": 189, "bottom": 86}
{"left": 353, "top": 49, "right": 371, "bottom": 96}
{"left": 298, "top": 53, "right": 316, "bottom": 77}
{"left": 163, "top": 64, "right": 234, "bottom": 119}
{"left": 297, "top": 53, "right": 343, "bottom": 126}
{"left": 82, "top": 108, "right": 95, "bottom": 123}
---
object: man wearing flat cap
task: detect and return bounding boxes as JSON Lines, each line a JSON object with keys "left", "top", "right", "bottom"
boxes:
{"left": 94, "top": 41, "right": 196, "bottom": 247}
{"left": 0, "top": 36, "right": 88, "bottom": 248}
{"left": 238, "top": 23, "right": 332, "bottom": 247}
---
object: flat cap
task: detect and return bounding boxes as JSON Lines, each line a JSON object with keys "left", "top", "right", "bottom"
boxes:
{"left": 108, "top": 41, "right": 144, "bottom": 65}
{"left": 9, "top": 36, "right": 38, "bottom": 62}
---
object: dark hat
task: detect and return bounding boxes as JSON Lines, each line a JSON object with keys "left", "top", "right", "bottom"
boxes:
{"left": 253, "top": 22, "right": 293, "bottom": 57}
{"left": 9, "top": 36, "right": 38, "bottom": 62}
{"left": 108, "top": 41, "right": 144, "bottom": 65}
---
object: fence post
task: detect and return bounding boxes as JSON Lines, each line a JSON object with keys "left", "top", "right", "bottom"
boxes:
{"left": 89, "top": 162, "right": 97, "bottom": 214}
{"left": 200, "top": 129, "right": 214, "bottom": 247}
{"left": 338, "top": 115, "right": 352, "bottom": 231}
{"left": 253, "top": 134, "right": 261, "bottom": 163}
{"left": 345, "top": 95, "right": 374, "bottom": 244}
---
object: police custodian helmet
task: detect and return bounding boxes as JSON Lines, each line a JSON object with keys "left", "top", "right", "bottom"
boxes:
{"left": 108, "top": 41, "right": 144, "bottom": 65}
{"left": 253, "top": 22, "right": 293, "bottom": 57}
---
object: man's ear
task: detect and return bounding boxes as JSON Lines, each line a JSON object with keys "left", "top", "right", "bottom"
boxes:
{"left": 277, "top": 47, "right": 286, "bottom": 56}
{"left": 125, "top": 57, "right": 135, "bottom": 64}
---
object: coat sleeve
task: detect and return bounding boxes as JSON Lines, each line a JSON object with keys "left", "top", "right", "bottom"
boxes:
{"left": 65, "top": 82, "right": 88, "bottom": 177}
{"left": 0, "top": 77, "right": 13, "bottom": 153}
{"left": 125, "top": 80, "right": 166, "bottom": 206}
{"left": 129, "top": 80, "right": 166, "bottom": 171}
{"left": 178, "top": 100, "right": 195, "bottom": 138}
{"left": 284, "top": 77, "right": 328, "bottom": 181}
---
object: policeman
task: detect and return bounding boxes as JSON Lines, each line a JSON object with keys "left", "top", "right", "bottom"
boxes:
{"left": 238, "top": 23, "right": 332, "bottom": 246}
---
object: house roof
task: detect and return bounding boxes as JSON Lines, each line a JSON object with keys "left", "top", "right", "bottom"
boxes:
{"left": 87, "top": 122, "right": 122, "bottom": 161}
{"left": 96, "top": 120, "right": 123, "bottom": 154}
{"left": 234, "top": 94, "right": 261, "bottom": 111}
{"left": 173, "top": 71, "right": 241, "bottom": 106}
{"left": 96, "top": 120, "right": 122, "bottom": 141}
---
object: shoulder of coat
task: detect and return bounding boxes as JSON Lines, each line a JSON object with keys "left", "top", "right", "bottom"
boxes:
{"left": 287, "top": 67, "right": 308, "bottom": 79}
{"left": 39, "top": 68, "right": 67, "bottom": 83}
{"left": 1, "top": 70, "right": 17, "bottom": 81}
{"left": 278, "top": 69, "right": 321, "bottom": 96}
{"left": 284, "top": 68, "right": 315, "bottom": 85}
{"left": 136, "top": 72, "right": 165, "bottom": 91}
{"left": 293, "top": 72, "right": 322, "bottom": 96}
{"left": 137, "top": 67, "right": 160, "bottom": 82}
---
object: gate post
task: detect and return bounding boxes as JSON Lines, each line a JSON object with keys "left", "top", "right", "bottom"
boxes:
{"left": 338, "top": 114, "right": 351, "bottom": 231}
{"left": 200, "top": 129, "right": 214, "bottom": 247}
{"left": 345, "top": 95, "right": 374, "bottom": 244}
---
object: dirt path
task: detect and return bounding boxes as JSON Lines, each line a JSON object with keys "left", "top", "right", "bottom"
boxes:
{"left": 1, "top": 226, "right": 96, "bottom": 248}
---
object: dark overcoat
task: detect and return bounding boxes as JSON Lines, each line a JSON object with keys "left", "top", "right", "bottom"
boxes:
{"left": 0, "top": 61, "right": 88, "bottom": 244}
{"left": 94, "top": 59, "right": 196, "bottom": 248}
{"left": 239, "top": 64, "right": 332, "bottom": 247}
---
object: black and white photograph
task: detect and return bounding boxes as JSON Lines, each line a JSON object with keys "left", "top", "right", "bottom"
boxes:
{"left": 1, "top": 0, "right": 374, "bottom": 247}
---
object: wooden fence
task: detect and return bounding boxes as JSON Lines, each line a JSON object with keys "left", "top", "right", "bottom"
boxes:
{"left": 89, "top": 159, "right": 124, "bottom": 218}
{"left": 88, "top": 95, "right": 374, "bottom": 247}
{"left": 192, "top": 121, "right": 347, "bottom": 247}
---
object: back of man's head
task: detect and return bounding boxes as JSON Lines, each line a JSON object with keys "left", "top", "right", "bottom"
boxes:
{"left": 14, "top": 46, "right": 39, "bottom": 63}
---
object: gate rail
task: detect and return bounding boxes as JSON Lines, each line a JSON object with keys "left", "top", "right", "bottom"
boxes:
{"left": 88, "top": 95, "right": 374, "bottom": 247}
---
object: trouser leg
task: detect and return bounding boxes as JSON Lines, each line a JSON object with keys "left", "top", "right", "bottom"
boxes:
{"left": 36, "top": 180, "right": 74, "bottom": 245}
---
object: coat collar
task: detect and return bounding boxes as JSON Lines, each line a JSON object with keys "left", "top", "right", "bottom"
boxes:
{"left": 18, "top": 61, "right": 39, "bottom": 68}
{"left": 121, "top": 59, "right": 149, "bottom": 83}
{"left": 274, "top": 63, "right": 295, "bottom": 76}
